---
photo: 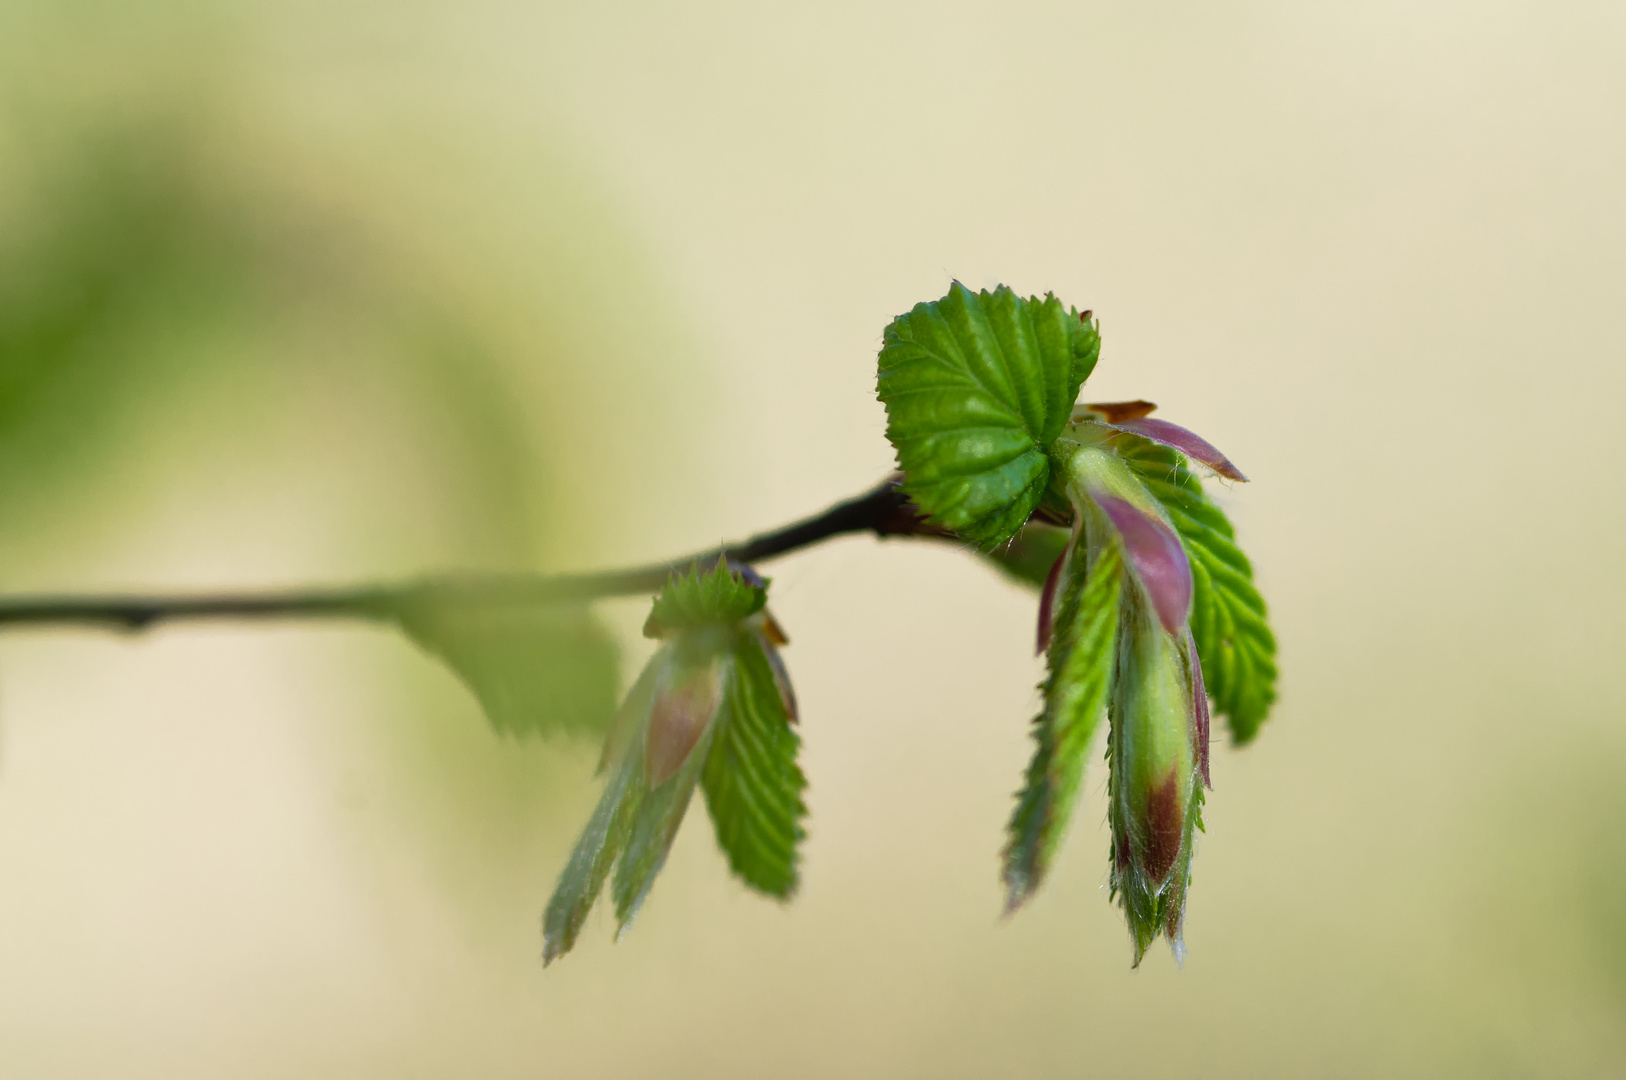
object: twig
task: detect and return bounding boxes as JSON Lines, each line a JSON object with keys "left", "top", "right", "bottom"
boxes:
{"left": 0, "top": 477, "right": 942, "bottom": 633}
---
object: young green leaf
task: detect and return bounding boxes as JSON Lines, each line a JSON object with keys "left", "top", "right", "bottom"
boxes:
{"left": 877, "top": 283, "right": 1100, "bottom": 548}
{"left": 1119, "top": 438, "right": 1277, "bottom": 743}
{"left": 612, "top": 728, "right": 712, "bottom": 933}
{"left": 542, "top": 560, "right": 801, "bottom": 956}
{"left": 1003, "top": 540, "right": 1124, "bottom": 910}
{"left": 397, "top": 601, "right": 619, "bottom": 738}
{"left": 543, "top": 746, "right": 646, "bottom": 963}
{"left": 645, "top": 558, "right": 766, "bottom": 635}
{"left": 702, "top": 632, "right": 808, "bottom": 899}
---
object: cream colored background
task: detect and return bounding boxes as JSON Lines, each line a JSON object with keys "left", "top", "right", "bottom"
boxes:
{"left": 0, "top": 2, "right": 1623, "bottom": 1077}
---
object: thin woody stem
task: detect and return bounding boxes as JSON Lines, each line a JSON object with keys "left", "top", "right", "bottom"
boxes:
{"left": 0, "top": 477, "right": 943, "bottom": 633}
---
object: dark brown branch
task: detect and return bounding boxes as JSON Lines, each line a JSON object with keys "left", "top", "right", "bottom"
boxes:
{"left": 0, "top": 477, "right": 944, "bottom": 633}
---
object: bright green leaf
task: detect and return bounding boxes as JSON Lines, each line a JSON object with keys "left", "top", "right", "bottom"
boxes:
{"left": 1003, "top": 540, "right": 1123, "bottom": 909}
{"left": 397, "top": 600, "right": 619, "bottom": 739}
{"left": 702, "top": 632, "right": 807, "bottom": 899}
{"left": 877, "top": 283, "right": 1100, "bottom": 548}
{"left": 1120, "top": 439, "right": 1277, "bottom": 743}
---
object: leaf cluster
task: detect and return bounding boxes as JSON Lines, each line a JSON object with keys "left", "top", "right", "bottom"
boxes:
{"left": 542, "top": 561, "right": 806, "bottom": 962}
{"left": 873, "top": 283, "right": 1274, "bottom": 956}
{"left": 381, "top": 282, "right": 1275, "bottom": 967}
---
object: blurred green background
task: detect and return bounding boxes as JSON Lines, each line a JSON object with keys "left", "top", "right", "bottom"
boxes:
{"left": 0, "top": 2, "right": 1622, "bottom": 1077}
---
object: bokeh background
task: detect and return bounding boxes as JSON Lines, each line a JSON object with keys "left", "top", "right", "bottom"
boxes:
{"left": 0, "top": 2, "right": 1622, "bottom": 1076}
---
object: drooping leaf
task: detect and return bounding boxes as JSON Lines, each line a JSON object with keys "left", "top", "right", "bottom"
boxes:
{"left": 542, "top": 564, "right": 808, "bottom": 962}
{"left": 612, "top": 724, "right": 713, "bottom": 933}
{"left": 542, "top": 746, "right": 646, "bottom": 963}
{"left": 1118, "top": 438, "right": 1277, "bottom": 743}
{"left": 1003, "top": 540, "right": 1124, "bottom": 910}
{"left": 397, "top": 600, "right": 619, "bottom": 738}
{"left": 543, "top": 631, "right": 717, "bottom": 961}
{"left": 877, "top": 283, "right": 1100, "bottom": 548}
{"left": 702, "top": 632, "right": 807, "bottom": 899}
{"left": 1106, "top": 416, "right": 1247, "bottom": 482}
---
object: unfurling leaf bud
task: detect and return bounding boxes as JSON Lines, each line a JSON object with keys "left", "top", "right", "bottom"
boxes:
{"left": 873, "top": 285, "right": 1271, "bottom": 966}
{"left": 1055, "top": 428, "right": 1213, "bottom": 964}
{"left": 1108, "top": 602, "right": 1204, "bottom": 966}
{"left": 542, "top": 559, "right": 807, "bottom": 964}
{"left": 1003, "top": 422, "right": 1223, "bottom": 963}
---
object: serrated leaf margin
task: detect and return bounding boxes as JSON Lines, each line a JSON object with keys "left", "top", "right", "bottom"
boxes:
{"left": 701, "top": 630, "right": 808, "bottom": 899}
{"left": 877, "top": 283, "right": 1100, "bottom": 549}
{"left": 1002, "top": 539, "right": 1124, "bottom": 909}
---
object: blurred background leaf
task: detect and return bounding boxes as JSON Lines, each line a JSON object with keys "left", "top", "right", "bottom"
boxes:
{"left": 0, "top": 0, "right": 705, "bottom": 993}
{"left": 396, "top": 601, "right": 619, "bottom": 739}
{"left": 982, "top": 521, "right": 1070, "bottom": 590}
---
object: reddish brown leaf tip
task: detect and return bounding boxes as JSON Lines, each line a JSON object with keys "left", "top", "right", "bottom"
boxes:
{"left": 1090, "top": 492, "right": 1193, "bottom": 635}
{"left": 1144, "top": 770, "right": 1187, "bottom": 884}
{"left": 1186, "top": 634, "right": 1212, "bottom": 789}
{"left": 760, "top": 612, "right": 790, "bottom": 647}
{"left": 1035, "top": 549, "right": 1066, "bottom": 655}
{"left": 1110, "top": 417, "right": 1247, "bottom": 482}
{"left": 1081, "top": 399, "right": 1158, "bottom": 423}
{"left": 761, "top": 635, "right": 799, "bottom": 724}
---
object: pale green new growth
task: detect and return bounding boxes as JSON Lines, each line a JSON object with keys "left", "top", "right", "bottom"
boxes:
{"left": 542, "top": 560, "right": 807, "bottom": 962}
{"left": 612, "top": 733, "right": 712, "bottom": 930}
{"left": 542, "top": 739, "right": 646, "bottom": 963}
